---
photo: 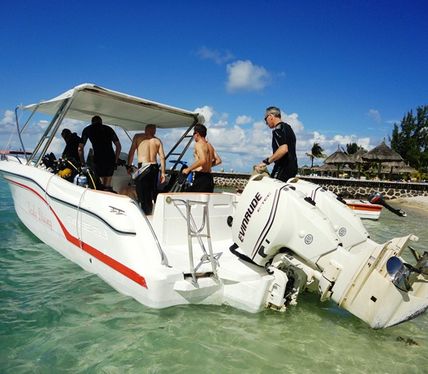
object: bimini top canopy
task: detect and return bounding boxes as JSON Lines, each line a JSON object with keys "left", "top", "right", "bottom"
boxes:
{"left": 22, "top": 83, "right": 203, "bottom": 131}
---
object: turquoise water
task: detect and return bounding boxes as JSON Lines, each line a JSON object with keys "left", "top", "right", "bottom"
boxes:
{"left": 1, "top": 178, "right": 427, "bottom": 373}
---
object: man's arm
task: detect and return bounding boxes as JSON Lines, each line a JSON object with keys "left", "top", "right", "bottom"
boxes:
{"left": 213, "top": 148, "right": 222, "bottom": 166}
{"left": 256, "top": 144, "right": 288, "bottom": 170}
{"left": 78, "top": 143, "right": 85, "bottom": 165}
{"left": 78, "top": 129, "right": 87, "bottom": 165}
{"left": 158, "top": 139, "right": 166, "bottom": 183}
{"left": 268, "top": 144, "right": 288, "bottom": 163}
{"left": 127, "top": 136, "right": 137, "bottom": 167}
{"left": 114, "top": 140, "right": 122, "bottom": 165}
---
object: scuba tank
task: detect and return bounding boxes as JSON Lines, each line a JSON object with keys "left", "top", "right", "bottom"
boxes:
{"left": 73, "top": 166, "right": 91, "bottom": 188}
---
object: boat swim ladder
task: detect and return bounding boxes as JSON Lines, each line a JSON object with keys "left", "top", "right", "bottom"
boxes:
{"left": 164, "top": 123, "right": 196, "bottom": 172}
{"left": 165, "top": 195, "right": 219, "bottom": 286}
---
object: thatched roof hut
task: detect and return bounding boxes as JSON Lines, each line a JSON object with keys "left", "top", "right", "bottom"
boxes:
{"left": 381, "top": 161, "right": 417, "bottom": 174}
{"left": 348, "top": 148, "right": 367, "bottom": 164}
{"left": 324, "top": 149, "right": 352, "bottom": 164}
{"left": 362, "top": 141, "right": 403, "bottom": 177}
{"left": 323, "top": 147, "right": 353, "bottom": 176}
{"left": 362, "top": 141, "right": 403, "bottom": 162}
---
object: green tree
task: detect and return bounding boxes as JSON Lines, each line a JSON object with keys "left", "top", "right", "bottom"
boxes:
{"left": 390, "top": 105, "right": 428, "bottom": 172}
{"left": 306, "top": 142, "right": 325, "bottom": 168}
{"left": 345, "top": 142, "right": 365, "bottom": 155}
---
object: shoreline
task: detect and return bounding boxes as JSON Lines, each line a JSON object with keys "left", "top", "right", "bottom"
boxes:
{"left": 392, "top": 195, "right": 428, "bottom": 212}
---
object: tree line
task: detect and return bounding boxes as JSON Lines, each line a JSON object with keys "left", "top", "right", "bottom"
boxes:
{"left": 306, "top": 104, "right": 428, "bottom": 176}
{"left": 390, "top": 105, "right": 428, "bottom": 174}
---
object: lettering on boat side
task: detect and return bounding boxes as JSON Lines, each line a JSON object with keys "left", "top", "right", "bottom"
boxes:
{"left": 238, "top": 192, "right": 262, "bottom": 242}
{"left": 109, "top": 206, "right": 125, "bottom": 215}
{"left": 28, "top": 202, "right": 53, "bottom": 231}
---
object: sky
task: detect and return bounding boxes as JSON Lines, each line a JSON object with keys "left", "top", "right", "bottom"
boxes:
{"left": 1, "top": 0, "right": 427, "bottom": 172}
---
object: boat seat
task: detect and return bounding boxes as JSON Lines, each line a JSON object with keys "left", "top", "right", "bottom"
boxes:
{"left": 151, "top": 193, "right": 236, "bottom": 246}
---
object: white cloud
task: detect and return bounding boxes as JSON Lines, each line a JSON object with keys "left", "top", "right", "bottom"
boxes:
{"left": 356, "top": 137, "right": 371, "bottom": 150}
{"left": 208, "top": 126, "right": 246, "bottom": 151}
{"left": 194, "top": 105, "right": 214, "bottom": 125}
{"left": 332, "top": 134, "right": 356, "bottom": 144}
{"left": 0, "top": 110, "right": 14, "bottom": 125}
{"left": 235, "top": 115, "right": 252, "bottom": 125}
{"left": 0, "top": 110, "right": 19, "bottom": 135}
{"left": 282, "top": 112, "right": 304, "bottom": 134}
{"left": 197, "top": 46, "right": 234, "bottom": 64}
{"left": 212, "top": 113, "right": 229, "bottom": 129}
{"left": 368, "top": 109, "right": 381, "bottom": 123}
{"left": 226, "top": 60, "right": 271, "bottom": 92}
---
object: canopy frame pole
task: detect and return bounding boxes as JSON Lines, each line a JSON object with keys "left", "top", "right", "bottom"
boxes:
{"left": 14, "top": 104, "right": 40, "bottom": 163}
{"left": 28, "top": 97, "right": 73, "bottom": 166}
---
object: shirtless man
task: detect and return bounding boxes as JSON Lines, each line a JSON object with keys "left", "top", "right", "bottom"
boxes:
{"left": 127, "top": 124, "right": 166, "bottom": 215}
{"left": 182, "top": 123, "right": 222, "bottom": 192}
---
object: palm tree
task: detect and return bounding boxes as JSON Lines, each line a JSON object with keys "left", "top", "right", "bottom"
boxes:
{"left": 306, "top": 142, "right": 326, "bottom": 168}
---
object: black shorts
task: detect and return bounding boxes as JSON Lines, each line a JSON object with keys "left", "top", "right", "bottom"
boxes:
{"left": 94, "top": 162, "right": 115, "bottom": 177}
{"left": 188, "top": 172, "right": 214, "bottom": 192}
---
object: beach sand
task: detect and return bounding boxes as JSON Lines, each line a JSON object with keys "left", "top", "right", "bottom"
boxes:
{"left": 392, "top": 195, "right": 428, "bottom": 213}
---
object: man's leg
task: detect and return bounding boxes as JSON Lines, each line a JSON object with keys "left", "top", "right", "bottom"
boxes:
{"left": 140, "top": 167, "right": 158, "bottom": 215}
{"left": 102, "top": 176, "right": 113, "bottom": 187}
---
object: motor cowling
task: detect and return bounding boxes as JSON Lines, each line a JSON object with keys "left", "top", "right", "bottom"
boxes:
{"left": 231, "top": 176, "right": 340, "bottom": 266}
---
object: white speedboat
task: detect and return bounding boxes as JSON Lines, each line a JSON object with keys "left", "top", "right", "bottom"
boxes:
{"left": 345, "top": 199, "right": 383, "bottom": 220}
{"left": 345, "top": 193, "right": 407, "bottom": 220}
{"left": 1, "top": 84, "right": 427, "bottom": 328}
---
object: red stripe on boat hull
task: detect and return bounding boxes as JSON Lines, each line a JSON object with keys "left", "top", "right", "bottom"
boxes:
{"left": 5, "top": 177, "right": 148, "bottom": 288}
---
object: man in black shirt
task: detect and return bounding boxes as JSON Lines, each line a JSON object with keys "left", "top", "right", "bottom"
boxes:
{"left": 61, "top": 128, "right": 81, "bottom": 164}
{"left": 257, "top": 106, "right": 298, "bottom": 182}
{"left": 78, "top": 115, "right": 121, "bottom": 190}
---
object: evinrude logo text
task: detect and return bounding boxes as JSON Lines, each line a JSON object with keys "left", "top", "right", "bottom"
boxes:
{"left": 238, "top": 192, "right": 262, "bottom": 242}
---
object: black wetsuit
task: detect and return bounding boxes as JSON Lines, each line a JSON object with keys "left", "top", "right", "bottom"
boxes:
{"left": 188, "top": 171, "right": 214, "bottom": 192}
{"left": 135, "top": 163, "right": 159, "bottom": 215}
{"left": 80, "top": 123, "right": 119, "bottom": 177}
{"left": 62, "top": 133, "right": 81, "bottom": 164}
{"left": 271, "top": 122, "right": 298, "bottom": 182}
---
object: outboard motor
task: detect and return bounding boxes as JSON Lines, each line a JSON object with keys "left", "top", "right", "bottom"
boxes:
{"left": 231, "top": 176, "right": 339, "bottom": 267}
{"left": 231, "top": 176, "right": 428, "bottom": 328}
{"left": 369, "top": 192, "right": 407, "bottom": 217}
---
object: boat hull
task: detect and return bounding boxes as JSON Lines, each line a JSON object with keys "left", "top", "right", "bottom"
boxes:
{"left": 0, "top": 158, "right": 273, "bottom": 313}
{"left": 345, "top": 199, "right": 383, "bottom": 220}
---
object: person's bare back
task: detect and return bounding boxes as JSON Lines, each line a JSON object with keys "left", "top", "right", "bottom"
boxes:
{"left": 136, "top": 136, "right": 162, "bottom": 164}
{"left": 193, "top": 141, "right": 218, "bottom": 172}
{"left": 127, "top": 124, "right": 166, "bottom": 182}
